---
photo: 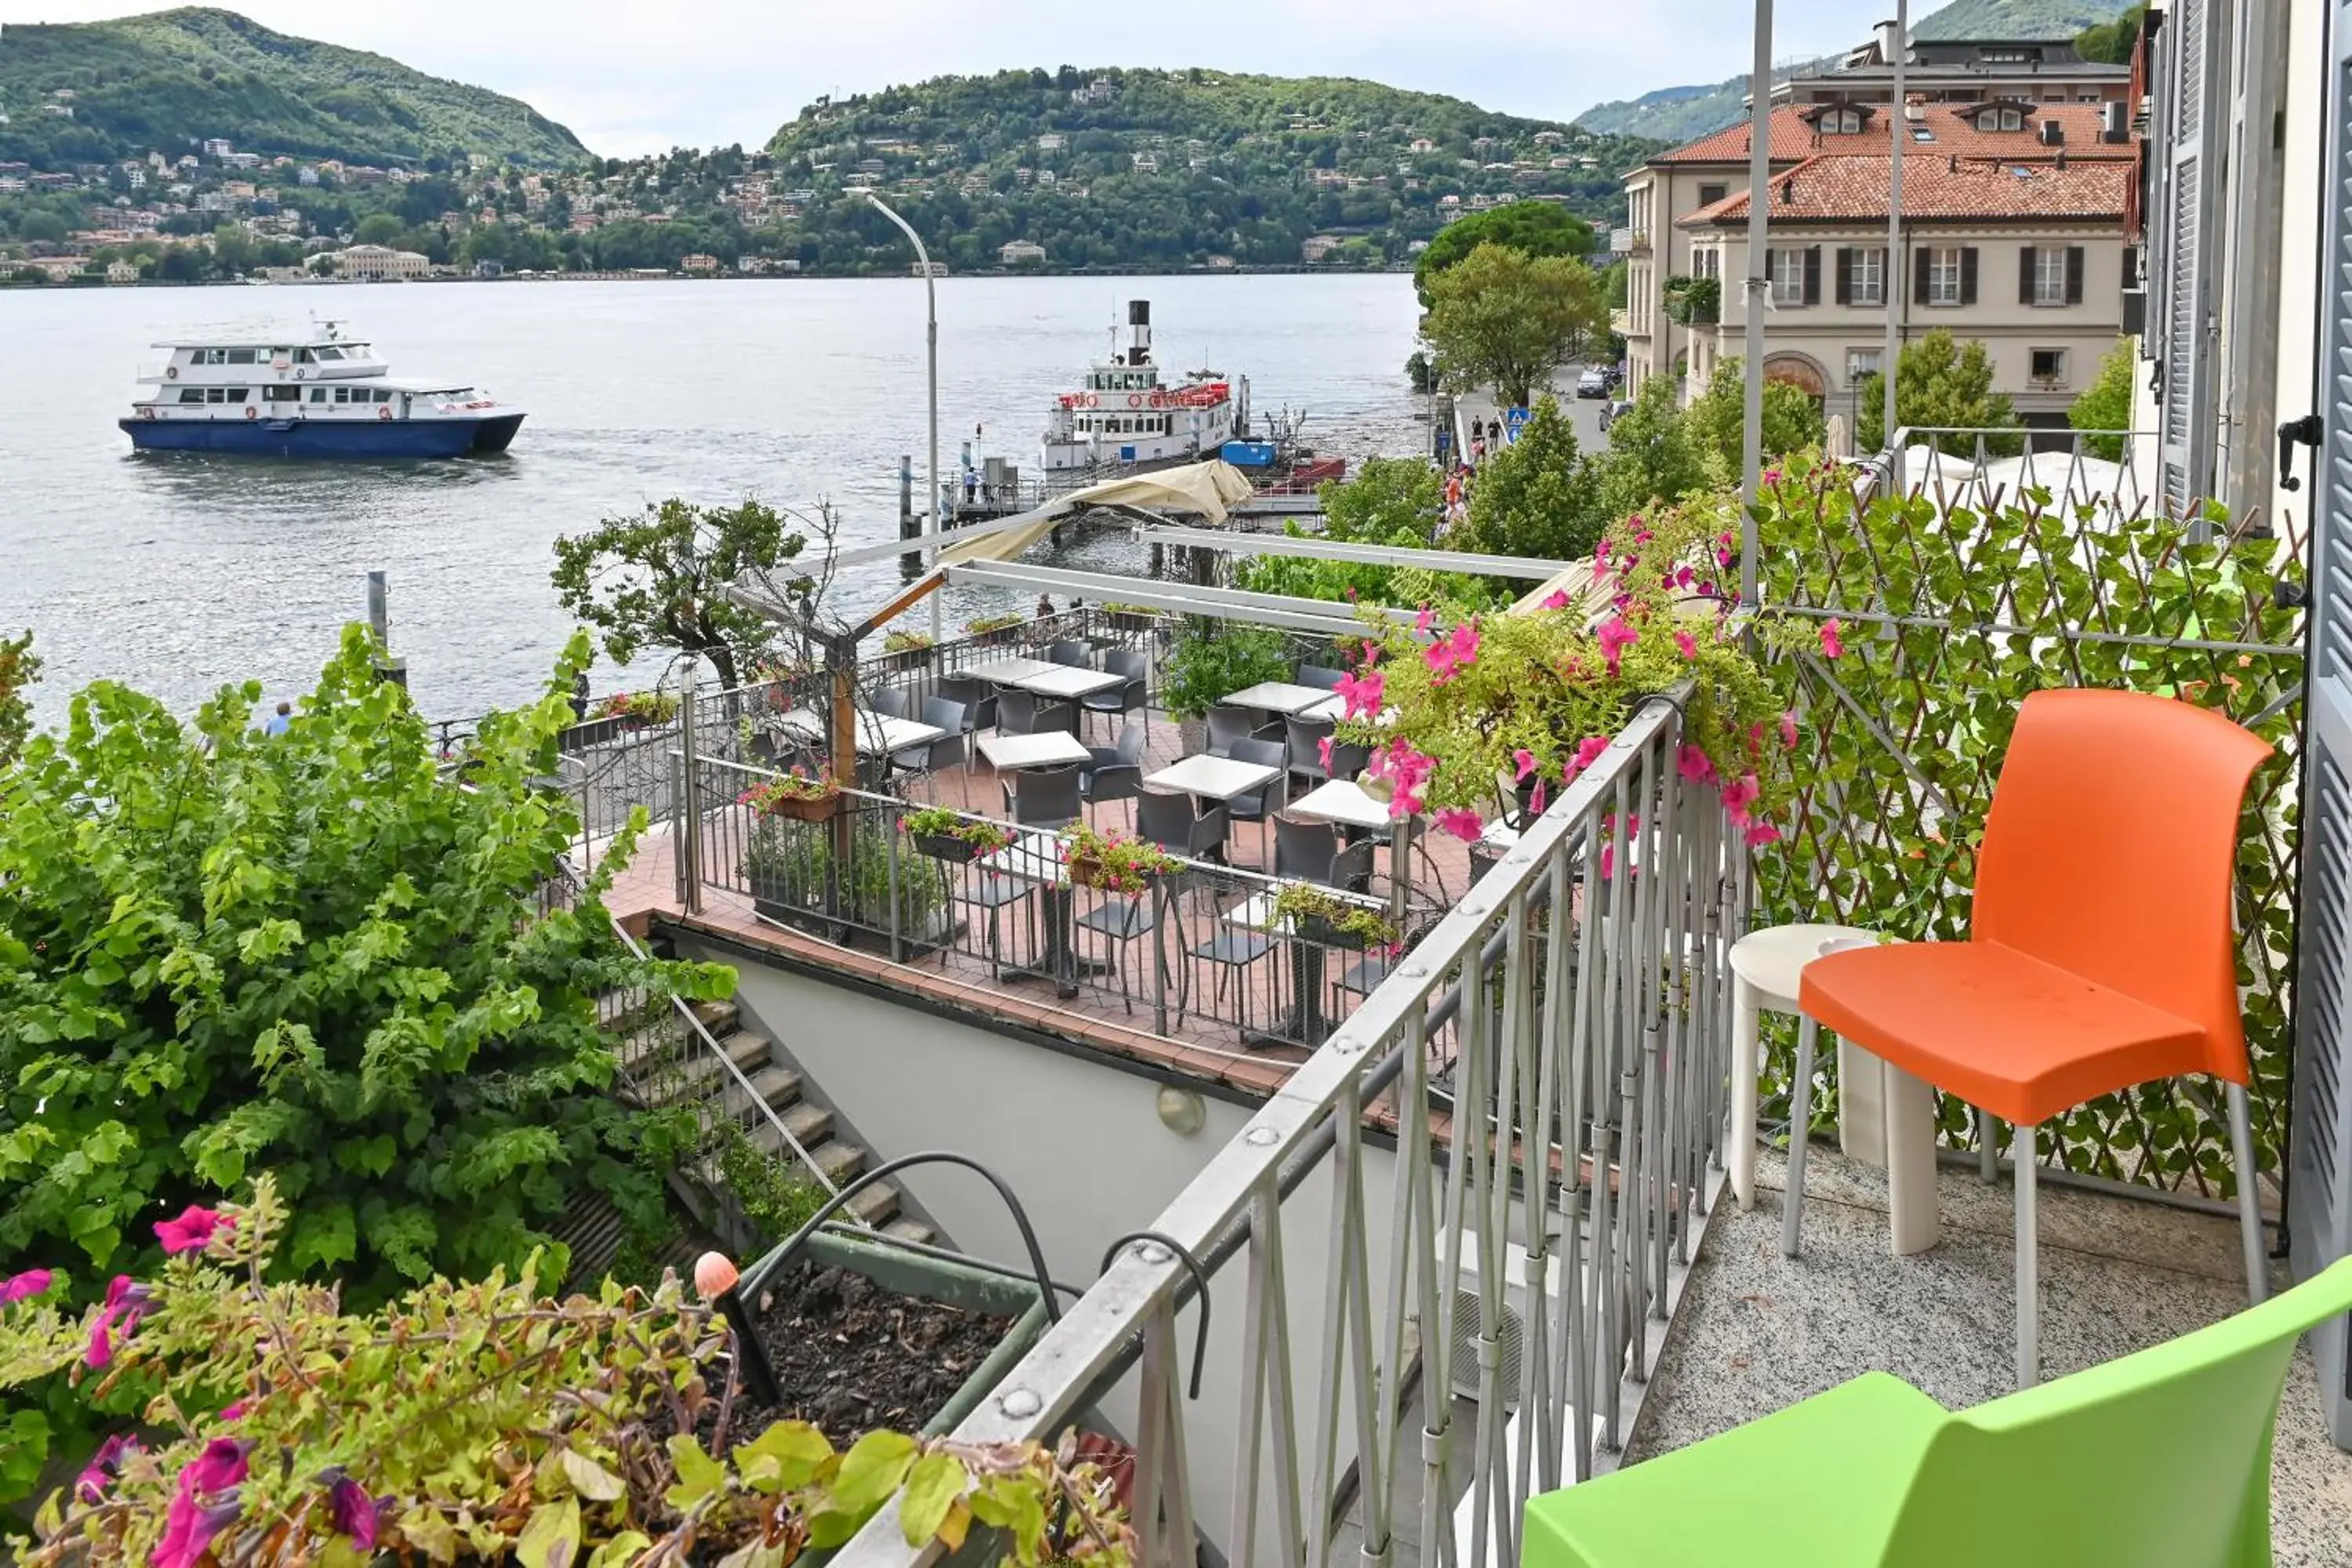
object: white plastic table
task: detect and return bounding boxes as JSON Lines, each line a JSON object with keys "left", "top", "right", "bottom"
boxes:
{"left": 1730, "top": 922, "right": 1937, "bottom": 1256}
{"left": 1144, "top": 753, "right": 1283, "bottom": 804}
{"left": 1220, "top": 681, "right": 1337, "bottom": 717}
{"left": 978, "top": 731, "right": 1092, "bottom": 771}
{"left": 1287, "top": 779, "right": 1393, "bottom": 831}
{"left": 1006, "top": 665, "right": 1122, "bottom": 700}
{"left": 960, "top": 656, "right": 1059, "bottom": 684}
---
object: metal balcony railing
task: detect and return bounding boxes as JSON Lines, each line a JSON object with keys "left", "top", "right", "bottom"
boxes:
{"left": 834, "top": 691, "right": 1741, "bottom": 1568}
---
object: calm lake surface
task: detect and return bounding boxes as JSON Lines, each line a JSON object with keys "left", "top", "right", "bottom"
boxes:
{"left": 0, "top": 273, "right": 1426, "bottom": 728}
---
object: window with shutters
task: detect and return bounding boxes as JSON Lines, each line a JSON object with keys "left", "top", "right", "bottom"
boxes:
{"left": 1845, "top": 347, "right": 1882, "bottom": 383}
{"left": 1846, "top": 247, "right": 1885, "bottom": 306}
{"left": 1925, "top": 246, "right": 1964, "bottom": 306}
{"left": 1769, "top": 247, "right": 1807, "bottom": 305}
{"left": 2031, "top": 247, "right": 2069, "bottom": 306}
{"left": 2029, "top": 347, "right": 2067, "bottom": 388}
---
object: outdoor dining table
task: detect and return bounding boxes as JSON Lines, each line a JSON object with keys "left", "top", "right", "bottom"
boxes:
{"left": 960, "top": 655, "right": 1060, "bottom": 684}
{"left": 1223, "top": 886, "right": 1388, "bottom": 1048}
{"left": 1287, "top": 777, "right": 1416, "bottom": 940}
{"left": 973, "top": 830, "right": 1103, "bottom": 1000}
{"left": 977, "top": 731, "right": 1093, "bottom": 771}
{"left": 1001, "top": 664, "right": 1123, "bottom": 701}
{"left": 1218, "top": 681, "right": 1338, "bottom": 718}
{"left": 1142, "top": 753, "right": 1283, "bottom": 806}
{"left": 769, "top": 708, "right": 946, "bottom": 757}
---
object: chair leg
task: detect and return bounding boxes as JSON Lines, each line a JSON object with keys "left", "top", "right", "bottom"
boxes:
{"left": 1979, "top": 1107, "right": 1999, "bottom": 1183}
{"left": 2226, "top": 1080, "right": 2268, "bottom": 1305}
{"left": 2016, "top": 1120, "right": 2040, "bottom": 1388}
{"left": 1780, "top": 1015, "right": 1820, "bottom": 1259}
{"left": 1729, "top": 978, "right": 1761, "bottom": 1211}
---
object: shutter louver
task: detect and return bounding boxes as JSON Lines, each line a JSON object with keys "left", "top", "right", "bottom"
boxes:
{"left": 2021, "top": 246, "right": 2038, "bottom": 304}
{"left": 1835, "top": 248, "right": 1853, "bottom": 305}
{"left": 2289, "top": 0, "right": 2352, "bottom": 1452}
{"left": 2065, "top": 245, "right": 2085, "bottom": 305}
{"left": 1915, "top": 246, "right": 1933, "bottom": 304}
{"left": 1803, "top": 245, "right": 1821, "bottom": 306}
{"left": 2158, "top": 0, "right": 2224, "bottom": 518}
{"left": 1959, "top": 247, "right": 1979, "bottom": 305}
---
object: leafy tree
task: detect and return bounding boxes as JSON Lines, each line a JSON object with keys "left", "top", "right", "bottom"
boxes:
{"left": 1592, "top": 376, "right": 1714, "bottom": 519}
{"left": 1234, "top": 457, "right": 1503, "bottom": 607}
{"left": 2068, "top": 339, "right": 2137, "bottom": 462}
{"left": 1413, "top": 199, "right": 1596, "bottom": 307}
{"left": 0, "top": 630, "right": 37, "bottom": 770}
{"left": 1854, "top": 330, "right": 2022, "bottom": 457}
{"left": 0, "top": 627, "right": 730, "bottom": 1308}
{"left": 1681, "top": 358, "right": 1827, "bottom": 474}
{"left": 2075, "top": 2, "right": 2147, "bottom": 64}
{"left": 550, "top": 498, "right": 807, "bottom": 691}
{"left": 1456, "top": 397, "right": 1612, "bottom": 561}
{"left": 1421, "top": 243, "right": 1610, "bottom": 410}
{"left": 353, "top": 212, "right": 407, "bottom": 246}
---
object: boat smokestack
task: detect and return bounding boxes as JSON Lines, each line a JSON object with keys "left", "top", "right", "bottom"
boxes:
{"left": 1127, "top": 299, "right": 1152, "bottom": 365}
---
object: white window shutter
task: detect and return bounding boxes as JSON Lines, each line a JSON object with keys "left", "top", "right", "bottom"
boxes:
{"left": 2158, "top": 0, "right": 2229, "bottom": 517}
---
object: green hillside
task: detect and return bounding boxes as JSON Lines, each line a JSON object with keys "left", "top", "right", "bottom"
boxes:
{"left": 761, "top": 67, "right": 1663, "bottom": 271}
{"left": 0, "top": 7, "right": 587, "bottom": 169}
{"left": 1573, "top": 0, "right": 2132, "bottom": 145}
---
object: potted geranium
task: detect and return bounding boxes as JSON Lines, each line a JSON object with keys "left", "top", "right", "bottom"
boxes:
{"left": 882, "top": 628, "right": 936, "bottom": 672}
{"left": 964, "top": 612, "right": 1024, "bottom": 648}
{"left": 1101, "top": 601, "right": 1163, "bottom": 634}
{"left": 1332, "top": 494, "right": 1798, "bottom": 851}
{"left": 1272, "top": 881, "right": 1400, "bottom": 952}
{"left": 1059, "top": 824, "right": 1181, "bottom": 895}
{"left": 599, "top": 689, "right": 680, "bottom": 731}
{"left": 903, "top": 806, "right": 1014, "bottom": 864}
{"left": 740, "top": 765, "right": 840, "bottom": 824}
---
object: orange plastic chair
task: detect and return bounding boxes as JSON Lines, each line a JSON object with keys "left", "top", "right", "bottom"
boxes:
{"left": 1793, "top": 688, "right": 2273, "bottom": 1387}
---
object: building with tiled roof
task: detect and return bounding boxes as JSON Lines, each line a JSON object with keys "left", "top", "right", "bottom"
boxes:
{"left": 1617, "top": 47, "right": 2140, "bottom": 437}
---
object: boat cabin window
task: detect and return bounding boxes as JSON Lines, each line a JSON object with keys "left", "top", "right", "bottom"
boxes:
{"left": 309, "top": 389, "right": 326, "bottom": 403}
{"left": 178, "top": 389, "right": 204, "bottom": 405}
{"left": 314, "top": 347, "right": 345, "bottom": 361}
{"left": 226, "top": 349, "right": 256, "bottom": 365}
{"left": 191, "top": 349, "right": 226, "bottom": 365}
{"left": 264, "top": 386, "right": 300, "bottom": 403}
{"left": 294, "top": 349, "right": 314, "bottom": 364}
{"left": 202, "top": 387, "right": 251, "bottom": 404}
{"left": 376, "top": 390, "right": 395, "bottom": 403}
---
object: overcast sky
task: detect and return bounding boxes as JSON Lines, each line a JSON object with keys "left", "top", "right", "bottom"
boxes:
{"left": 14, "top": 1, "right": 1931, "bottom": 157}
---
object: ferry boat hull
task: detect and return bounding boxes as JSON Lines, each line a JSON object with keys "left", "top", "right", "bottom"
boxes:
{"left": 119, "top": 412, "right": 524, "bottom": 459}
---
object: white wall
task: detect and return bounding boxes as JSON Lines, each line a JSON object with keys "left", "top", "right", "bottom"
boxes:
{"left": 680, "top": 935, "right": 1407, "bottom": 1567}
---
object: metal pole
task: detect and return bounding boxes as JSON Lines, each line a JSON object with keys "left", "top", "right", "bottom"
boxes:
{"left": 678, "top": 659, "right": 703, "bottom": 916}
{"left": 861, "top": 192, "right": 943, "bottom": 646}
{"left": 1884, "top": 0, "right": 1907, "bottom": 455}
{"left": 1738, "top": 0, "right": 1773, "bottom": 609}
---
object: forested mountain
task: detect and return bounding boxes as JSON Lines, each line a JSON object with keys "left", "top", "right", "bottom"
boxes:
{"left": 0, "top": 8, "right": 586, "bottom": 169}
{"left": 760, "top": 67, "right": 1662, "bottom": 272}
{"left": 1573, "top": 0, "right": 2133, "bottom": 144}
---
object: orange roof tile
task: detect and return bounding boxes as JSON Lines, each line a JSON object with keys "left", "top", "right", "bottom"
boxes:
{"left": 1677, "top": 153, "right": 2129, "bottom": 226}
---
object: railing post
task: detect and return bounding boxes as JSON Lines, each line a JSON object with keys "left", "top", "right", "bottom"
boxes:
{"left": 678, "top": 663, "right": 704, "bottom": 916}
{"left": 826, "top": 636, "right": 857, "bottom": 925}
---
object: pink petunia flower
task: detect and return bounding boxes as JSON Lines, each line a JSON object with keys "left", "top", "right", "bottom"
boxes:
{"left": 1540, "top": 588, "right": 1571, "bottom": 612}
{"left": 1595, "top": 616, "right": 1638, "bottom": 676}
{"left": 86, "top": 1276, "right": 152, "bottom": 1370}
{"left": 1527, "top": 781, "right": 1547, "bottom": 815}
{"left": 218, "top": 1402, "right": 246, "bottom": 1424}
{"left": 1513, "top": 748, "right": 1539, "bottom": 782}
{"left": 1720, "top": 773, "right": 1762, "bottom": 825}
{"left": 1435, "top": 808, "right": 1485, "bottom": 843}
{"left": 1674, "top": 630, "right": 1697, "bottom": 661}
{"left": 154, "top": 1205, "right": 234, "bottom": 1257}
{"left": 1716, "top": 546, "right": 1734, "bottom": 568}
{"left": 1594, "top": 536, "right": 1612, "bottom": 568}
{"left": 324, "top": 1473, "right": 382, "bottom": 1550}
{"left": 76, "top": 1434, "right": 138, "bottom": 1504}
{"left": 1414, "top": 604, "right": 1436, "bottom": 635}
{"left": 154, "top": 1488, "right": 242, "bottom": 1568}
{"left": 1676, "top": 745, "right": 1715, "bottom": 784}
{"left": 1780, "top": 711, "right": 1800, "bottom": 750}
{"left": 1566, "top": 735, "right": 1611, "bottom": 779}
{"left": 1335, "top": 666, "right": 1386, "bottom": 720}
{"left": 0, "top": 1269, "right": 52, "bottom": 1306}
{"left": 183, "top": 1438, "right": 252, "bottom": 1496}
{"left": 1820, "top": 619, "right": 1846, "bottom": 659}
{"left": 1317, "top": 735, "right": 1335, "bottom": 771}
{"left": 1744, "top": 822, "right": 1784, "bottom": 848}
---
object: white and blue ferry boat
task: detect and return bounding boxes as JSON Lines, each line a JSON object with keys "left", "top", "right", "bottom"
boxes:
{"left": 122, "top": 325, "right": 524, "bottom": 458}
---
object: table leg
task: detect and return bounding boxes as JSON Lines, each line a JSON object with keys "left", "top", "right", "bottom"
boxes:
{"left": 1881, "top": 1053, "right": 1942, "bottom": 1256}
{"left": 1730, "top": 978, "right": 1759, "bottom": 1210}
{"left": 1838, "top": 1037, "right": 1889, "bottom": 1167}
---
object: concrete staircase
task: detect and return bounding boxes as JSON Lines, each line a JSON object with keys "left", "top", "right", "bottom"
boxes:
{"left": 653, "top": 995, "right": 935, "bottom": 1247}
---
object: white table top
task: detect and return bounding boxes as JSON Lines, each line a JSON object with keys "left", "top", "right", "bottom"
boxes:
{"left": 1220, "top": 681, "right": 1337, "bottom": 717}
{"left": 1145, "top": 753, "right": 1283, "bottom": 802}
{"left": 1006, "top": 664, "right": 1122, "bottom": 699}
{"left": 978, "top": 731, "right": 1093, "bottom": 771}
{"left": 1287, "top": 779, "right": 1394, "bottom": 830}
{"left": 975, "top": 829, "right": 1069, "bottom": 885}
{"left": 960, "top": 655, "right": 1058, "bottom": 683}
{"left": 771, "top": 708, "right": 946, "bottom": 757}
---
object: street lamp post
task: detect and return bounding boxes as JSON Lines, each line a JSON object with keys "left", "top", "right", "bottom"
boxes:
{"left": 858, "top": 191, "right": 942, "bottom": 644}
{"left": 1738, "top": 0, "right": 1774, "bottom": 608}
{"left": 1885, "top": 0, "right": 1907, "bottom": 478}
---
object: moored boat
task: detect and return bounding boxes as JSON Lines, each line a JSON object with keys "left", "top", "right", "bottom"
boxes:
{"left": 121, "top": 325, "right": 524, "bottom": 459}
{"left": 1040, "top": 301, "right": 1247, "bottom": 474}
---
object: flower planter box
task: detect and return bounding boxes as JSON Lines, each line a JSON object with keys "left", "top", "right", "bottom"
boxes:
{"left": 735, "top": 1228, "right": 1050, "bottom": 1439}
{"left": 1107, "top": 610, "right": 1158, "bottom": 634}
{"left": 757, "top": 791, "right": 840, "bottom": 825}
{"left": 884, "top": 647, "right": 935, "bottom": 673}
{"left": 912, "top": 831, "right": 984, "bottom": 864}
{"left": 1297, "top": 912, "right": 1374, "bottom": 951}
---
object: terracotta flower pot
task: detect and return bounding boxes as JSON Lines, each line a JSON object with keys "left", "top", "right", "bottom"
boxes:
{"left": 763, "top": 789, "right": 839, "bottom": 824}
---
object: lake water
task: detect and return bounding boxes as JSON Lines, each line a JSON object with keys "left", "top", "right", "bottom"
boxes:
{"left": 0, "top": 273, "right": 1426, "bottom": 728}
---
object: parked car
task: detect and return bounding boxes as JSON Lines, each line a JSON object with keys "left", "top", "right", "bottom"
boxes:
{"left": 1576, "top": 368, "right": 1611, "bottom": 399}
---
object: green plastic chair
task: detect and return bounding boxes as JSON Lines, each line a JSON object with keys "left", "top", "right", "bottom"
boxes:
{"left": 1523, "top": 1255, "right": 2352, "bottom": 1568}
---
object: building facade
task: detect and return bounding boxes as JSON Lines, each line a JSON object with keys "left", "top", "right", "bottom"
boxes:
{"left": 333, "top": 244, "right": 429, "bottom": 281}
{"left": 1621, "top": 42, "right": 2139, "bottom": 415}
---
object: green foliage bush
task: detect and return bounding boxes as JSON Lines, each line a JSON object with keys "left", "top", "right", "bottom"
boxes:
{"left": 1681, "top": 358, "right": 1827, "bottom": 475}
{"left": 0, "top": 630, "right": 37, "bottom": 771}
{"left": 1412, "top": 200, "right": 1597, "bottom": 307}
{"left": 1853, "top": 329, "right": 2022, "bottom": 456}
{"left": 1160, "top": 622, "right": 1296, "bottom": 723}
{"left": 0, "top": 626, "right": 731, "bottom": 1304}
{"left": 2068, "top": 339, "right": 2137, "bottom": 462}
{"left": 1421, "top": 244, "right": 1611, "bottom": 408}
{"left": 1454, "top": 397, "right": 1613, "bottom": 562}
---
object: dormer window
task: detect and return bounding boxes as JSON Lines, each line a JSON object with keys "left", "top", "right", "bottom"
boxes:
{"left": 1824, "top": 107, "right": 1864, "bottom": 135}
{"left": 1976, "top": 106, "right": 2027, "bottom": 132}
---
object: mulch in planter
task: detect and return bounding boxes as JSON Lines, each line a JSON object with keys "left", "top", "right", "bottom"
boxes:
{"left": 729, "top": 1260, "right": 1015, "bottom": 1439}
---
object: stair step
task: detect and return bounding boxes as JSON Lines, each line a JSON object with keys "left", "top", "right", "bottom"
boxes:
{"left": 882, "top": 1218, "right": 937, "bottom": 1246}
{"left": 843, "top": 1181, "right": 903, "bottom": 1227}
{"left": 811, "top": 1139, "right": 869, "bottom": 1185}
{"left": 693, "top": 998, "right": 740, "bottom": 1036}
{"left": 720, "top": 1029, "right": 771, "bottom": 1072}
{"left": 779, "top": 1098, "right": 833, "bottom": 1148}
{"left": 746, "top": 1063, "right": 803, "bottom": 1108}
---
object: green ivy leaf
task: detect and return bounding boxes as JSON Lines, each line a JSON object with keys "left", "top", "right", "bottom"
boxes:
{"left": 584, "top": 1533, "right": 651, "bottom": 1568}
{"left": 733, "top": 1417, "right": 833, "bottom": 1493}
{"left": 558, "top": 1449, "right": 626, "bottom": 1503}
{"left": 898, "top": 1451, "right": 964, "bottom": 1546}
{"left": 515, "top": 1496, "right": 582, "bottom": 1568}
{"left": 664, "top": 1432, "right": 727, "bottom": 1512}
{"left": 832, "top": 1429, "right": 918, "bottom": 1512}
